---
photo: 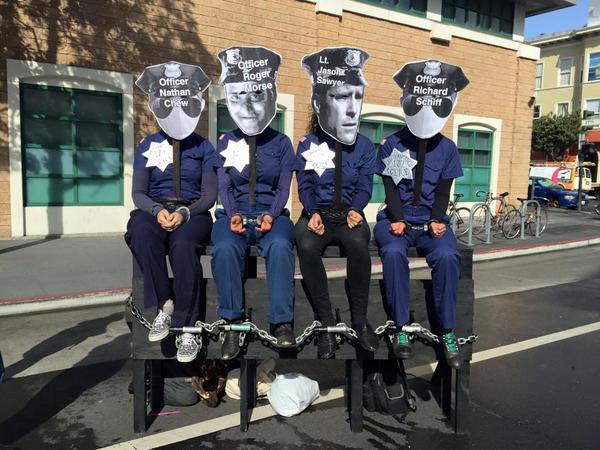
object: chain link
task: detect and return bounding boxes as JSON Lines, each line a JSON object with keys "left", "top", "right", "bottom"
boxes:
{"left": 127, "top": 297, "right": 478, "bottom": 349}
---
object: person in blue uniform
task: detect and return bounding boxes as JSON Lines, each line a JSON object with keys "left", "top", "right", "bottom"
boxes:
{"left": 295, "top": 47, "right": 379, "bottom": 359}
{"left": 127, "top": 62, "right": 217, "bottom": 363}
{"left": 212, "top": 46, "right": 296, "bottom": 359}
{"left": 373, "top": 60, "right": 469, "bottom": 369}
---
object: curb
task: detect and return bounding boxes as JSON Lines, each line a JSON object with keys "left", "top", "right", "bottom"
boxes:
{"left": 2, "top": 237, "right": 599, "bottom": 317}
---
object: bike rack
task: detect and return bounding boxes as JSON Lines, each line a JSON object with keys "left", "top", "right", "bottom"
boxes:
{"left": 466, "top": 202, "right": 492, "bottom": 246}
{"left": 520, "top": 200, "right": 541, "bottom": 239}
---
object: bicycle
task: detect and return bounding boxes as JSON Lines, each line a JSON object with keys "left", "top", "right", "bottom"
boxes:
{"left": 470, "top": 191, "right": 518, "bottom": 235}
{"left": 501, "top": 196, "right": 549, "bottom": 239}
{"left": 447, "top": 193, "right": 471, "bottom": 237}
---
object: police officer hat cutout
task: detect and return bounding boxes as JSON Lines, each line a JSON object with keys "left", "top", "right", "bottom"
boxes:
{"left": 302, "top": 47, "right": 370, "bottom": 145}
{"left": 218, "top": 46, "right": 282, "bottom": 136}
{"left": 136, "top": 61, "right": 211, "bottom": 140}
{"left": 394, "top": 60, "right": 469, "bottom": 139}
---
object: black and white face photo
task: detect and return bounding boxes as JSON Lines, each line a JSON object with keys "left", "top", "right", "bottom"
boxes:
{"left": 224, "top": 81, "right": 277, "bottom": 136}
{"left": 394, "top": 60, "right": 469, "bottom": 139}
{"left": 218, "top": 46, "right": 281, "bottom": 136}
{"left": 136, "top": 61, "right": 211, "bottom": 140}
{"left": 312, "top": 83, "right": 364, "bottom": 145}
{"left": 302, "top": 47, "right": 370, "bottom": 145}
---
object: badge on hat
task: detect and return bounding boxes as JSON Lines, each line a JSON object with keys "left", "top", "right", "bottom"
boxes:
{"left": 218, "top": 46, "right": 282, "bottom": 136}
{"left": 301, "top": 47, "right": 370, "bottom": 145}
{"left": 393, "top": 59, "right": 468, "bottom": 139}
{"left": 136, "top": 61, "right": 211, "bottom": 140}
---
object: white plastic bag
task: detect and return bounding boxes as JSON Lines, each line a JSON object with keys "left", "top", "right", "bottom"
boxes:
{"left": 267, "top": 373, "right": 320, "bottom": 417}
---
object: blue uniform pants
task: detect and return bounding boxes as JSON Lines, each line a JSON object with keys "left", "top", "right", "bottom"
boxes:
{"left": 210, "top": 209, "right": 295, "bottom": 324}
{"left": 373, "top": 215, "right": 461, "bottom": 329}
{"left": 126, "top": 211, "right": 212, "bottom": 327}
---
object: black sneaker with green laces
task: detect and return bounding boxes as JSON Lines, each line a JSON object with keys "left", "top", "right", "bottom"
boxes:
{"left": 391, "top": 330, "right": 413, "bottom": 359}
{"left": 439, "top": 330, "right": 462, "bottom": 369}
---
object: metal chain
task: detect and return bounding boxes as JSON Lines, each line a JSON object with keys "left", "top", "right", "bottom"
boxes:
{"left": 127, "top": 297, "right": 478, "bottom": 348}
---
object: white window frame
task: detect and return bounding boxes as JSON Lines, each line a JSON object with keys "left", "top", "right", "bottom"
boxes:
{"left": 533, "top": 105, "right": 541, "bottom": 119}
{"left": 557, "top": 57, "right": 573, "bottom": 87}
{"left": 207, "top": 85, "right": 295, "bottom": 215}
{"left": 586, "top": 50, "right": 600, "bottom": 83}
{"left": 585, "top": 98, "right": 600, "bottom": 114}
{"left": 6, "top": 59, "right": 134, "bottom": 237}
{"left": 535, "top": 62, "right": 543, "bottom": 90}
{"left": 555, "top": 101, "right": 570, "bottom": 116}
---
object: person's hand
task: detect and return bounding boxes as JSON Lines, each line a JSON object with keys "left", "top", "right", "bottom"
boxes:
{"left": 390, "top": 221, "right": 406, "bottom": 236}
{"left": 429, "top": 221, "right": 446, "bottom": 238}
{"left": 165, "top": 211, "right": 184, "bottom": 231}
{"left": 347, "top": 210, "right": 363, "bottom": 229}
{"left": 307, "top": 213, "right": 325, "bottom": 236}
{"left": 156, "top": 209, "right": 171, "bottom": 229}
{"left": 255, "top": 214, "right": 273, "bottom": 233}
{"left": 230, "top": 215, "right": 244, "bottom": 234}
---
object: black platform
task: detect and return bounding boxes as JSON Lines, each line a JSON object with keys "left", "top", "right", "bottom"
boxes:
{"left": 126, "top": 244, "right": 474, "bottom": 434}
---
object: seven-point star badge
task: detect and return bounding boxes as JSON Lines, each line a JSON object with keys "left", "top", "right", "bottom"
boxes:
{"left": 220, "top": 138, "right": 249, "bottom": 173}
{"left": 302, "top": 142, "right": 335, "bottom": 176}
{"left": 142, "top": 140, "right": 173, "bottom": 172}
{"left": 382, "top": 148, "right": 417, "bottom": 185}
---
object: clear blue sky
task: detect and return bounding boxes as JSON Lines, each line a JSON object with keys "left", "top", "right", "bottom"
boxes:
{"left": 525, "top": 0, "right": 587, "bottom": 39}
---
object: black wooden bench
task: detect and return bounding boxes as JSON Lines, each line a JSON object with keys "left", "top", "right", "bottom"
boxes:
{"left": 126, "top": 243, "right": 474, "bottom": 434}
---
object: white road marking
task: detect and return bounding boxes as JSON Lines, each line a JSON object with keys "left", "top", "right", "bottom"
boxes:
{"left": 101, "top": 321, "right": 600, "bottom": 450}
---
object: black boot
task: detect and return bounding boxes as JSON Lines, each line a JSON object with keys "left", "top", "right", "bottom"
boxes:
{"left": 317, "top": 333, "right": 337, "bottom": 359}
{"left": 272, "top": 323, "right": 295, "bottom": 348}
{"left": 221, "top": 321, "right": 242, "bottom": 360}
{"left": 439, "top": 329, "right": 462, "bottom": 369}
{"left": 391, "top": 330, "right": 413, "bottom": 360}
{"left": 355, "top": 323, "right": 379, "bottom": 352}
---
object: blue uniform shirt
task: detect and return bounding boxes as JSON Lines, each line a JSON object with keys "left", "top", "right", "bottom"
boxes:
{"left": 133, "top": 131, "right": 218, "bottom": 201}
{"left": 376, "top": 127, "right": 463, "bottom": 223}
{"left": 295, "top": 131, "right": 376, "bottom": 214}
{"left": 216, "top": 127, "right": 295, "bottom": 217}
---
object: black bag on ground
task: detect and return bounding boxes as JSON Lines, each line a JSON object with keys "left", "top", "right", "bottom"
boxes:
{"left": 363, "top": 360, "right": 416, "bottom": 415}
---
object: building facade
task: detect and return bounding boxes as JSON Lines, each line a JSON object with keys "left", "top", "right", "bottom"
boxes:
{"left": 0, "top": 0, "right": 571, "bottom": 237}
{"left": 529, "top": 21, "right": 600, "bottom": 183}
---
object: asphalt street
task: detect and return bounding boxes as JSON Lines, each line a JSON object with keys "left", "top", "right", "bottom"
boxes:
{"left": 0, "top": 246, "right": 598, "bottom": 449}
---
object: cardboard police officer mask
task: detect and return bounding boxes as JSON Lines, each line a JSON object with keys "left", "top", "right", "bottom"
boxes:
{"left": 136, "top": 61, "right": 210, "bottom": 140}
{"left": 302, "top": 47, "right": 369, "bottom": 145}
{"left": 394, "top": 60, "right": 469, "bottom": 139}
{"left": 218, "top": 46, "right": 281, "bottom": 136}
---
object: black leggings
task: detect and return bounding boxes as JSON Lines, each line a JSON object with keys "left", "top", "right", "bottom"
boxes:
{"left": 295, "top": 214, "right": 372, "bottom": 327}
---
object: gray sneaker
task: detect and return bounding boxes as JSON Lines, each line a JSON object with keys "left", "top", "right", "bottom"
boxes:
{"left": 148, "top": 310, "right": 171, "bottom": 342}
{"left": 176, "top": 332, "right": 199, "bottom": 363}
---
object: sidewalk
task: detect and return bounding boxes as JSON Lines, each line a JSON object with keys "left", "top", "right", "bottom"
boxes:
{"left": 1, "top": 208, "right": 599, "bottom": 315}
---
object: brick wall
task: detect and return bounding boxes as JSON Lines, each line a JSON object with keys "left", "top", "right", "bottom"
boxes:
{"left": 0, "top": 0, "right": 535, "bottom": 235}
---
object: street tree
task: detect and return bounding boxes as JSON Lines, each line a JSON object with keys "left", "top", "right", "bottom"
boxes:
{"left": 531, "top": 112, "right": 581, "bottom": 161}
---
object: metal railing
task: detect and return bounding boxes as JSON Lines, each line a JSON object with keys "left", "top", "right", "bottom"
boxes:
{"left": 466, "top": 202, "right": 492, "bottom": 246}
{"left": 519, "top": 199, "right": 541, "bottom": 239}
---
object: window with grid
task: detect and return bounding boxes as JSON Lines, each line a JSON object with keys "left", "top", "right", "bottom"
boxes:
{"left": 454, "top": 128, "right": 492, "bottom": 202}
{"left": 556, "top": 102, "right": 569, "bottom": 116}
{"left": 588, "top": 52, "right": 600, "bottom": 82}
{"left": 355, "top": 0, "right": 427, "bottom": 15}
{"left": 21, "top": 84, "right": 123, "bottom": 206}
{"left": 533, "top": 105, "right": 541, "bottom": 119}
{"left": 586, "top": 99, "right": 600, "bottom": 114}
{"left": 359, "top": 119, "right": 404, "bottom": 203}
{"left": 441, "top": 0, "right": 514, "bottom": 37}
{"left": 535, "top": 63, "right": 543, "bottom": 90}
{"left": 558, "top": 58, "right": 572, "bottom": 86}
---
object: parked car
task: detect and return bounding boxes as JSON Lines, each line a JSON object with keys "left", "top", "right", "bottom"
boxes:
{"left": 529, "top": 176, "right": 584, "bottom": 208}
